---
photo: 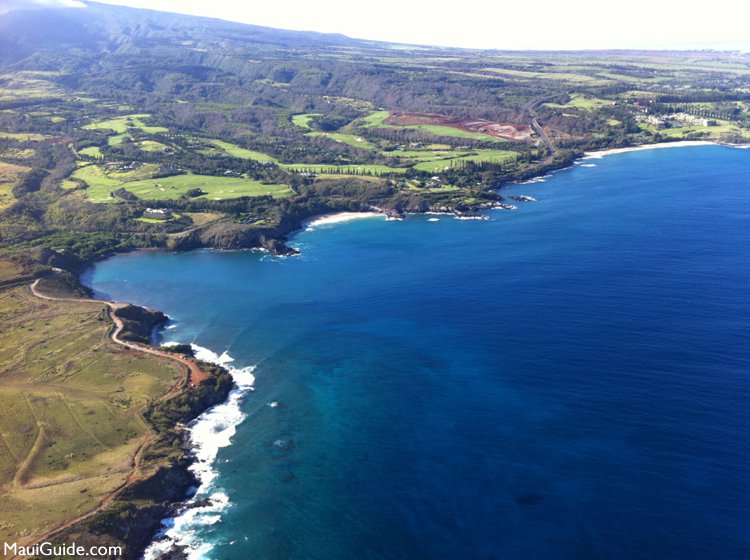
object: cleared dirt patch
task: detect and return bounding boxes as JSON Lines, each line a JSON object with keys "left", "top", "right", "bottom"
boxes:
{"left": 386, "top": 111, "right": 533, "bottom": 141}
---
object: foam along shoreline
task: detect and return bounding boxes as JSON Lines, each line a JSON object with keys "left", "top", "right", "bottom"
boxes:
{"left": 144, "top": 345, "right": 256, "bottom": 560}
{"left": 303, "top": 211, "right": 384, "bottom": 229}
{"left": 583, "top": 140, "right": 717, "bottom": 159}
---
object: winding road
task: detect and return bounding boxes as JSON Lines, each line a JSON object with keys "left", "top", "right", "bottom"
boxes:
{"left": 30, "top": 278, "right": 210, "bottom": 386}
{"left": 524, "top": 96, "right": 561, "bottom": 161}
{"left": 11, "top": 279, "right": 213, "bottom": 558}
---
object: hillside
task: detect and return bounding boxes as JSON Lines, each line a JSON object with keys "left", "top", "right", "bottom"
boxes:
{"left": 0, "top": 3, "right": 749, "bottom": 555}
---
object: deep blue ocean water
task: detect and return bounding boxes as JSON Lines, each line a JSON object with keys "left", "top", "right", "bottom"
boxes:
{"left": 84, "top": 145, "right": 750, "bottom": 560}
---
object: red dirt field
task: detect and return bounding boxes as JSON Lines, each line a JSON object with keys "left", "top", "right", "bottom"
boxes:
{"left": 385, "top": 111, "right": 533, "bottom": 141}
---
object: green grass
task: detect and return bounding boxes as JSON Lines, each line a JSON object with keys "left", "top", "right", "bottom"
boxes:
{"left": 107, "top": 133, "right": 129, "bottom": 146}
{"left": 292, "top": 113, "right": 322, "bottom": 129}
{"left": 308, "top": 131, "right": 377, "bottom": 150}
{"left": 91, "top": 172, "right": 291, "bottom": 202}
{"left": 0, "top": 284, "right": 183, "bottom": 542}
{"left": 0, "top": 132, "right": 49, "bottom": 141}
{"left": 136, "top": 140, "right": 170, "bottom": 153}
{"left": 361, "top": 110, "right": 390, "bottom": 127}
{"left": 79, "top": 146, "right": 103, "bottom": 158}
{"left": 657, "top": 121, "right": 743, "bottom": 139}
{"left": 544, "top": 94, "right": 613, "bottom": 111}
{"left": 0, "top": 162, "right": 29, "bottom": 211}
{"left": 73, "top": 164, "right": 292, "bottom": 201}
{"left": 404, "top": 149, "right": 518, "bottom": 172}
{"left": 82, "top": 114, "right": 168, "bottom": 134}
{"left": 205, "top": 139, "right": 278, "bottom": 162}
{"left": 388, "top": 149, "right": 463, "bottom": 161}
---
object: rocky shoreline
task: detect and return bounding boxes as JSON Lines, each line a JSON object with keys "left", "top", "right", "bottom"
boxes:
{"left": 31, "top": 139, "right": 742, "bottom": 558}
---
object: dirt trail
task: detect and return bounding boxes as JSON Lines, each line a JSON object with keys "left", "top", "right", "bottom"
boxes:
{"left": 29, "top": 279, "right": 211, "bottom": 386}
{"left": 10, "top": 280, "right": 213, "bottom": 558}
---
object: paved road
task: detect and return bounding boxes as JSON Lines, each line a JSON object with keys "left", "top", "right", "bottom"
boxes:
{"left": 524, "top": 96, "right": 560, "bottom": 161}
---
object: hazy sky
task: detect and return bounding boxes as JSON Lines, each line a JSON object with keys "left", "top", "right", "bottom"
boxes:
{"left": 29, "top": 0, "right": 750, "bottom": 50}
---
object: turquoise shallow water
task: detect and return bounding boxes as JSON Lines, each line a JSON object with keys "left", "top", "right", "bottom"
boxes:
{"left": 84, "top": 145, "right": 750, "bottom": 559}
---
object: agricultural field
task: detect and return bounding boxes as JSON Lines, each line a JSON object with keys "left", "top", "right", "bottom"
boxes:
{"left": 0, "top": 284, "right": 181, "bottom": 543}
{"left": 82, "top": 114, "right": 168, "bottom": 134}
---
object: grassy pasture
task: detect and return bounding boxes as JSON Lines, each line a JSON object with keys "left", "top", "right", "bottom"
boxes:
{"left": 0, "top": 285, "right": 181, "bottom": 542}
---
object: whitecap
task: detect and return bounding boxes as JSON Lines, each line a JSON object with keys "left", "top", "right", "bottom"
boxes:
{"left": 144, "top": 344, "right": 255, "bottom": 560}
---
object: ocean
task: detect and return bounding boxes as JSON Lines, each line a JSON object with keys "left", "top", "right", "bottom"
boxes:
{"left": 83, "top": 145, "right": 750, "bottom": 560}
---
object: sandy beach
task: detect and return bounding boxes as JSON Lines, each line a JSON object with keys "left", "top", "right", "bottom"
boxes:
{"left": 304, "top": 212, "right": 384, "bottom": 228}
{"left": 584, "top": 140, "right": 717, "bottom": 159}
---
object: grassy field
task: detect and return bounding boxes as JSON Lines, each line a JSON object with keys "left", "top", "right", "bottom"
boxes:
{"left": 82, "top": 114, "right": 168, "bottom": 134}
{"left": 107, "top": 133, "right": 129, "bottom": 146}
{"left": 0, "top": 284, "right": 182, "bottom": 543}
{"left": 205, "top": 139, "right": 278, "bottom": 162}
{"left": 658, "top": 121, "right": 744, "bottom": 139}
{"left": 73, "top": 165, "right": 293, "bottom": 202}
{"left": 0, "top": 162, "right": 29, "bottom": 211}
{"left": 79, "top": 146, "right": 103, "bottom": 158}
{"left": 137, "top": 140, "right": 171, "bottom": 153}
{"left": 184, "top": 212, "right": 227, "bottom": 226}
{"left": 361, "top": 110, "right": 390, "bottom": 127}
{"left": 308, "top": 131, "right": 377, "bottom": 150}
{"left": 544, "top": 94, "right": 613, "bottom": 111}
{"left": 386, "top": 148, "right": 517, "bottom": 172}
{"left": 0, "top": 132, "right": 49, "bottom": 141}
{"left": 291, "top": 113, "right": 322, "bottom": 129}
